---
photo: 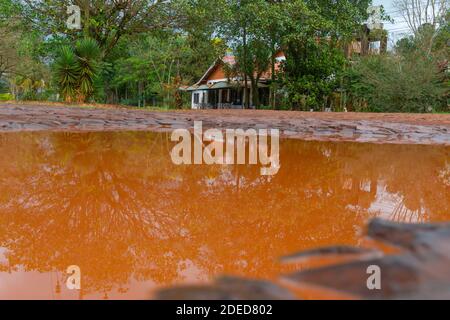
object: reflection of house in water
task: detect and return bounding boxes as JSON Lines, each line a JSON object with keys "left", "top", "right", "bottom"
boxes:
{"left": 341, "top": 174, "right": 378, "bottom": 210}
{"left": 183, "top": 52, "right": 286, "bottom": 110}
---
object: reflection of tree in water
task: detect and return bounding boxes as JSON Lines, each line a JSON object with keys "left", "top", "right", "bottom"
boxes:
{"left": 0, "top": 132, "right": 190, "bottom": 293}
{"left": 0, "top": 132, "right": 448, "bottom": 296}
{"left": 378, "top": 145, "right": 450, "bottom": 222}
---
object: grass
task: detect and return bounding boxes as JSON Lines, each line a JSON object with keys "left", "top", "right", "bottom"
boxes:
{"left": 0, "top": 99, "right": 179, "bottom": 111}
{"left": 0, "top": 93, "right": 14, "bottom": 101}
{"left": 432, "top": 111, "right": 450, "bottom": 114}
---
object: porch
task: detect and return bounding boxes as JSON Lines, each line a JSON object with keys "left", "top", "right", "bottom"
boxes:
{"left": 187, "top": 81, "right": 270, "bottom": 110}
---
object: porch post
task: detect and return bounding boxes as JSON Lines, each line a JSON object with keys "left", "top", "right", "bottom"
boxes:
{"left": 218, "top": 89, "right": 222, "bottom": 109}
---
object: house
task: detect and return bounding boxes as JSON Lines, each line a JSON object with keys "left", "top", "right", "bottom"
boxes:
{"left": 183, "top": 24, "right": 386, "bottom": 110}
{"left": 184, "top": 52, "right": 285, "bottom": 109}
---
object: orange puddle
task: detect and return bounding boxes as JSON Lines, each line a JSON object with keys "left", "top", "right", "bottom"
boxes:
{"left": 0, "top": 131, "right": 449, "bottom": 299}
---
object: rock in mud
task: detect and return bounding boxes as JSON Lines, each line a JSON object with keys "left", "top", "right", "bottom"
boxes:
{"left": 155, "top": 276, "right": 296, "bottom": 300}
{"left": 283, "top": 218, "right": 450, "bottom": 299}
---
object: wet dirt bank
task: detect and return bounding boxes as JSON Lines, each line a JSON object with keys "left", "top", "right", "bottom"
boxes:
{"left": 1, "top": 103, "right": 449, "bottom": 145}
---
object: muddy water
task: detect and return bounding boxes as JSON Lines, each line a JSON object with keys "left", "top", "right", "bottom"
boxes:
{"left": 0, "top": 131, "right": 449, "bottom": 299}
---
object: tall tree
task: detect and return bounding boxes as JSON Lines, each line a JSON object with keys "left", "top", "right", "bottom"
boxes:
{"left": 0, "top": 25, "right": 19, "bottom": 80}
{"left": 393, "top": 0, "right": 448, "bottom": 35}
{"left": 279, "top": 0, "right": 371, "bottom": 110}
{"left": 20, "top": 0, "right": 181, "bottom": 56}
{"left": 221, "top": 0, "right": 282, "bottom": 108}
{"left": 393, "top": 0, "right": 449, "bottom": 54}
{"left": 0, "top": 0, "right": 21, "bottom": 79}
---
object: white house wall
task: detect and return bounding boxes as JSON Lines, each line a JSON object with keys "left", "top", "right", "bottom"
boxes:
{"left": 191, "top": 90, "right": 207, "bottom": 109}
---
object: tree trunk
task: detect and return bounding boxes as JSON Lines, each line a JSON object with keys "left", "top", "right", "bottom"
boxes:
{"left": 243, "top": 24, "right": 250, "bottom": 109}
{"left": 143, "top": 82, "right": 146, "bottom": 107}
{"left": 250, "top": 77, "right": 260, "bottom": 109}
{"left": 270, "top": 49, "right": 276, "bottom": 109}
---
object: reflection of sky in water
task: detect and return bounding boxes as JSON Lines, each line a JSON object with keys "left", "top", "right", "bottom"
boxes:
{"left": 0, "top": 132, "right": 448, "bottom": 299}
{"left": 0, "top": 247, "right": 7, "bottom": 265}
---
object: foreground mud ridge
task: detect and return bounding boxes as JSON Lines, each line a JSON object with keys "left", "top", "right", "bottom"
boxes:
{"left": 156, "top": 218, "right": 450, "bottom": 300}
{"left": 1, "top": 103, "right": 449, "bottom": 145}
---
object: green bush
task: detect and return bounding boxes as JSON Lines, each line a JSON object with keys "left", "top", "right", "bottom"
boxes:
{"left": 343, "top": 52, "right": 448, "bottom": 113}
{"left": 0, "top": 93, "right": 14, "bottom": 101}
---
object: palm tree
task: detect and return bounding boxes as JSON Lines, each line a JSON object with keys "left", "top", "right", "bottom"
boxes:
{"left": 74, "top": 38, "right": 101, "bottom": 102}
{"left": 54, "top": 38, "right": 100, "bottom": 103}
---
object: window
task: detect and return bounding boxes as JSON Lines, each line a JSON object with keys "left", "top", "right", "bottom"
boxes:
{"left": 221, "top": 89, "right": 229, "bottom": 103}
{"left": 193, "top": 93, "right": 200, "bottom": 104}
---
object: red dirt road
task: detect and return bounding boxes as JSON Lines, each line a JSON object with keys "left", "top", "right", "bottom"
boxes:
{"left": 1, "top": 102, "right": 449, "bottom": 145}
